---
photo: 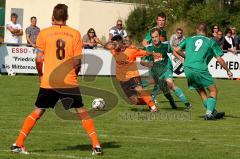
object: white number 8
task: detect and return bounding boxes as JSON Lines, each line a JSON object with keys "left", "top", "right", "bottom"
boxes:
{"left": 194, "top": 39, "right": 203, "bottom": 51}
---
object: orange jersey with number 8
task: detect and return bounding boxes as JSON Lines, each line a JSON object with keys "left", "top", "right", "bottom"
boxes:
{"left": 36, "top": 25, "right": 82, "bottom": 88}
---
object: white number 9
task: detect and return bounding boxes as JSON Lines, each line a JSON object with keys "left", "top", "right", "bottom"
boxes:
{"left": 194, "top": 39, "right": 203, "bottom": 51}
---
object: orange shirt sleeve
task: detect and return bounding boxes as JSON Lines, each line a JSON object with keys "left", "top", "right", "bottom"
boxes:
{"left": 73, "top": 31, "right": 82, "bottom": 58}
{"left": 36, "top": 31, "right": 45, "bottom": 53}
{"left": 132, "top": 49, "right": 151, "bottom": 58}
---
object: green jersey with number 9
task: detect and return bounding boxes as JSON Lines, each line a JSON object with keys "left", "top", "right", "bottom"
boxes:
{"left": 178, "top": 34, "right": 224, "bottom": 71}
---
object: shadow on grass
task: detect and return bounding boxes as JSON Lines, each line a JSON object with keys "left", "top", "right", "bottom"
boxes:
{"left": 32, "top": 141, "right": 121, "bottom": 152}
{"left": 198, "top": 114, "right": 240, "bottom": 119}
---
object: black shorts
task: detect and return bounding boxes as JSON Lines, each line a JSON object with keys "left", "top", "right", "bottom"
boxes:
{"left": 120, "top": 76, "right": 142, "bottom": 98}
{"left": 35, "top": 87, "right": 84, "bottom": 109}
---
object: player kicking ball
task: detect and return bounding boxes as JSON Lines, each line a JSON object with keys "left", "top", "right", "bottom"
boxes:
{"left": 11, "top": 4, "right": 102, "bottom": 155}
{"left": 141, "top": 28, "right": 191, "bottom": 110}
{"left": 97, "top": 35, "right": 161, "bottom": 112}
{"left": 174, "top": 22, "right": 233, "bottom": 120}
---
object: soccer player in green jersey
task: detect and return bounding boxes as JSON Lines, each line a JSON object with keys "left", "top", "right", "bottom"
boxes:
{"left": 142, "top": 12, "right": 169, "bottom": 104}
{"left": 174, "top": 22, "right": 233, "bottom": 120}
{"left": 141, "top": 28, "right": 191, "bottom": 110}
{"left": 142, "top": 12, "right": 167, "bottom": 47}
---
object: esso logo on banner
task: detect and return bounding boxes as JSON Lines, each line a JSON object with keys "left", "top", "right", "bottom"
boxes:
{"left": 12, "top": 47, "right": 28, "bottom": 54}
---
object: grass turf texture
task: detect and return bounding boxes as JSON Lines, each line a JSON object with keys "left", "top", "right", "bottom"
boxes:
{"left": 0, "top": 75, "right": 239, "bottom": 159}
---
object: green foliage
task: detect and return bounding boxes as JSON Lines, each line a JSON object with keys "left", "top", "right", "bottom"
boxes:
{"left": 126, "top": 0, "right": 240, "bottom": 42}
{"left": 125, "top": 7, "right": 149, "bottom": 43}
{"left": 0, "top": 0, "right": 5, "bottom": 7}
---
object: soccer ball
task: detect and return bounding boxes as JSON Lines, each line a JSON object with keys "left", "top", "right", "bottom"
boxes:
{"left": 8, "top": 70, "right": 16, "bottom": 76}
{"left": 92, "top": 98, "right": 105, "bottom": 110}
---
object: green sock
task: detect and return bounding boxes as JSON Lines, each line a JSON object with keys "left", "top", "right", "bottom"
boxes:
{"left": 206, "top": 97, "right": 216, "bottom": 114}
{"left": 174, "top": 87, "right": 188, "bottom": 104}
{"left": 203, "top": 99, "right": 207, "bottom": 109}
{"left": 141, "top": 80, "right": 149, "bottom": 87}
{"left": 151, "top": 84, "right": 160, "bottom": 97}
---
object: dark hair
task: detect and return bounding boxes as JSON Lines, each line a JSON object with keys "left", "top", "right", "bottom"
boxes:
{"left": 225, "top": 28, "right": 232, "bottom": 34}
{"left": 30, "top": 16, "right": 37, "bottom": 20}
{"left": 87, "top": 28, "right": 96, "bottom": 37}
{"left": 111, "top": 35, "right": 123, "bottom": 42}
{"left": 150, "top": 27, "right": 161, "bottom": 35}
{"left": 211, "top": 25, "right": 219, "bottom": 33}
{"left": 176, "top": 28, "right": 183, "bottom": 32}
{"left": 11, "top": 13, "right": 18, "bottom": 18}
{"left": 196, "top": 22, "right": 208, "bottom": 33}
{"left": 156, "top": 12, "right": 166, "bottom": 20}
{"left": 53, "top": 4, "right": 68, "bottom": 21}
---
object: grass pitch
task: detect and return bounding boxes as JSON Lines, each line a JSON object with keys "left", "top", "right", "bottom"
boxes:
{"left": 0, "top": 75, "right": 239, "bottom": 159}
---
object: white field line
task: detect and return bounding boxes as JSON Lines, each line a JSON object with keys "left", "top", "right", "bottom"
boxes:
{"left": 1, "top": 128, "right": 240, "bottom": 148}
{"left": 0, "top": 149, "right": 91, "bottom": 159}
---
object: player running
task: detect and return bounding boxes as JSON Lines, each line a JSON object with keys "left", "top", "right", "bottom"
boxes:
{"left": 98, "top": 35, "right": 160, "bottom": 112}
{"left": 174, "top": 22, "right": 233, "bottom": 120}
{"left": 141, "top": 28, "right": 191, "bottom": 110}
{"left": 11, "top": 4, "right": 102, "bottom": 155}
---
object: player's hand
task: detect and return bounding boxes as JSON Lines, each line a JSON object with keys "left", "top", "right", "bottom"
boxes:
{"left": 147, "top": 62, "right": 154, "bottom": 68}
{"left": 38, "top": 75, "right": 42, "bottom": 83}
{"left": 153, "top": 53, "right": 163, "bottom": 62}
{"left": 227, "top": 70, "right": 233, "bottom": 78}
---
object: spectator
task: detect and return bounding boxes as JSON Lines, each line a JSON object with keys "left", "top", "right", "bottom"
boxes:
{"left": 230, "top": 26, "right": 239, "bottom": 50}
{"left": 6, "top": 13, "right": 23, "bottom": 44}
{"left": 223, "top": 28, "right": 237, "bottom": 54}
{"left": 82, "top": 28, "right": 100, "bottom": 49}
{"left": 211, "top": 25, "right": 219, "bottom": 37}
{"left": 213, "top": 30, "right": 224, "bottom": 47}
{"left": 25, "top": 16, "right": 40, "bottom": 47}
{"left": 108, "top": 19, "right": 127, "bottom": 41}
{"left": 169, "top": 28, "right": 185, "bottom": 48}
{"left": 142, "top": 12, "right": 167, "bottom": 47}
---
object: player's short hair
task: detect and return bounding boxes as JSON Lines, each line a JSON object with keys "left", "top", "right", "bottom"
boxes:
{"left": 196, "top": 22, "right": 208, "bottom": 33}
{"left": 156, "top": 12, "right": 166, "bottom": 20}
{"left": 53, "top": 4, "right": 68, "bottom": 21}
{"left": 150, "top": 27, "right": 161, "bottom": 36}
{"left": 31, "top": 16, "right": 37, "bottom": 20}
{"left": 11, "top": 13, "right": 18, "bottom": 18}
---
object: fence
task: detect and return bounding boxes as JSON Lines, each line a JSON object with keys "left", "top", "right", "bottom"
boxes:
{"left": 0, "top": 43, "right": 240, "bottom": 78}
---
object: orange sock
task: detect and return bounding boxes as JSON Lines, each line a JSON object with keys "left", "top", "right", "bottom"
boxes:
{"left": 139, "top": 90, "right": 155, "bottom": 108}
{"left": 82, "top": 118, "right": 100, "bottom": 148}
{"left": 15, "top": 112, "right": 40, "bottom": 147}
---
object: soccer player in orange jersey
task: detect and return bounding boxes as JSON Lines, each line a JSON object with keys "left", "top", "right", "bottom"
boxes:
{"left": 98, "top": 35, "right": 159, "bottom": 112}
{"left": 11, "top": 4, "right": 102, "bottom": 155}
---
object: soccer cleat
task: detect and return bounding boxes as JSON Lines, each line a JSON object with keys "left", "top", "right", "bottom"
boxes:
{"left": 212, "top": 110, "right": 225, "bottom": 119}
{"left": 10, "top": 143, "right": 29, "bottom": 155}
{"left": 185, "top": 103, "right": 192, "bottom": 111}
{"left": 204, "top": 114, "right": 216, "bottom": 120}
{"left": 92, "top": 147, "right": 103, "bottom": 155}
{"left": 150, "top": 106, "right": 158, "bottom": 113}
{"left": 169, "top": 100, "right": 178, "bottom": 109}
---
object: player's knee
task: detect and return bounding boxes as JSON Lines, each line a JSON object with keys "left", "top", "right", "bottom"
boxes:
{"left": 34, "top": 108, "right": 45, "bottom": 118}
{"left": 128, "top": 96, "right": 138, "bottom": 105}
{"left": 76, "top": 108, "right": 91, "bottom": 120}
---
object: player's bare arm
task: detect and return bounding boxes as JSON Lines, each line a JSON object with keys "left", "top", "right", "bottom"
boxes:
{"left": 174, "top": 47, "right": 185, "bottom": 58}
{"left": 35, "top": 52, "right": 44, "bottom": 82}
{"left": 140, "top": 60, "right": 153, "bottom": 68}
{"left": 172, "top": 49, "right": 185, "bottom": 63}
{"left": 216, "top": 56, "right": 233, "bottom": 78}
{"left": 73, "top": 58, "right": 82, "bottom": 75}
